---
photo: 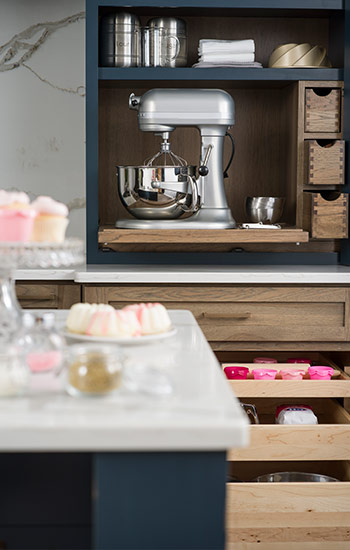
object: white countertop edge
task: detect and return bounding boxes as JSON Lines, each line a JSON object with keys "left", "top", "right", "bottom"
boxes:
{"left": 14, "top": 265, "right": 350, "bottom": 284}
{"left": 0, "top": 424, "right": 249, "bottom": 452}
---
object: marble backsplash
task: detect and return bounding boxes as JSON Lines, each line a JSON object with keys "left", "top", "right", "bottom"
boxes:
{"left": 0, "top": 0, "right": 86, "bottom": 240}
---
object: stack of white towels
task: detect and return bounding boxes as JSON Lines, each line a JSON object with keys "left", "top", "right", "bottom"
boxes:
{"left": 193, "top": 39, "right": 262, "bottom": 68}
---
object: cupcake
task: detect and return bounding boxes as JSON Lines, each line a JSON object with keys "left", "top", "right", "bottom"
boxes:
{"left": 31, "top": 196, "right": 69, "bottom": 243}
{"left": 0, "top": 190, "right": 37, "bottom": 242}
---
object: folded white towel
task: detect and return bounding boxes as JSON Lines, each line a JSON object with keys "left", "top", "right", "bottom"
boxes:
{"left": 199, "top": 39, "right": 255, "bottom": 54}
{"left": 199, "top": 52, "right": 255, "bottom": 63}
{"left": 193, "top": 61, "right": 263, "bottom": 68}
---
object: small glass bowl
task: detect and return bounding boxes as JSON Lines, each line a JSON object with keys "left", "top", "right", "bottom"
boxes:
{"left": 64, "top": 344, "right": 124, "bottom": 397}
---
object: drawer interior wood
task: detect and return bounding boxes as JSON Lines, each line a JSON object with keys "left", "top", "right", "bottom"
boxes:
{"left": 229, "top": 398, "right": 350, "bottom": 461}
{"left": 226, "top": 461, "right": 350, "bottom": 546}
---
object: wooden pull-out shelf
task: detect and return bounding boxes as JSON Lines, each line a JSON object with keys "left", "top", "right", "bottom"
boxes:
{"left": 223, "top": 362, "right": 350, "bottom": 397}
{"left": 229, "top": 398, "right": 350, "bottom": 461}
{"left": 226, "top": 460, "right": 350, "bottom": 549}
{"left": 98, "top": 227, "right": 308, "bottom": 252}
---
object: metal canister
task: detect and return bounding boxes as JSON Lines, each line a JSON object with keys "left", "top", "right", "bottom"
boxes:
{"left": 99, "top": 12, "right": 141, "bottom": 67}
{"left": 146, "top": 17, "right": 187, "bottom": 67}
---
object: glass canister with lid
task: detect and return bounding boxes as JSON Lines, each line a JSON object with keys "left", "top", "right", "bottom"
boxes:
{"left": 65, "top": 344, "right": 124, "bottom": 397}
{"left": 146, "top": 17, "right": 187, "bottom": 67}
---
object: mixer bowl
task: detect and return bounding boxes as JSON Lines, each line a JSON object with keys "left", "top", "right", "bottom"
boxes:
{"left": 245, "top": 196, "right": 285, "bottom": 224}
{"left": 117, "top": 165, "right": 196, "bottom": 219}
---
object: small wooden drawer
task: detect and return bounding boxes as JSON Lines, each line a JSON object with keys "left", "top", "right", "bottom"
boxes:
{"left": 228, "top": 398, "right": 350, "bottom": 461}
{"left": 84, "top": 285, "right": 350, "bottom": 343}
{"left": 305, "top": 87, "right": 342, "bottom": 134}
{"left": 303, "top": 191, "right": 348, "bottom": 239}
{"left": 226, "top": 461, "right": 350, "bottom": 548}
{"left": 305, "top": 140, "right": 345, "bottom": 186}
{"left": 16, "top": 282, "right": 81, "bottom": 309}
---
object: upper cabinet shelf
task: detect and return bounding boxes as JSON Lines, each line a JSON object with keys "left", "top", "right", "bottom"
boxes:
{"left": 96, "top": 0, "right": 343, "bottom": 9}
{"left": 98, "top": 67, "right": 343, "bottom": 82}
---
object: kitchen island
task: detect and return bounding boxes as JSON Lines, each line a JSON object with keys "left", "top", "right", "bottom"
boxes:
{"left": 0, "top": 310, "right": 248, "bottom": 550}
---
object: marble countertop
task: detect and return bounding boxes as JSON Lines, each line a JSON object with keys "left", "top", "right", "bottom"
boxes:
{"left": 15, "top": 264, "right": 350, "bottom": 284}
{"left": 0, "top": 310, "right": 249, "bottom": 452}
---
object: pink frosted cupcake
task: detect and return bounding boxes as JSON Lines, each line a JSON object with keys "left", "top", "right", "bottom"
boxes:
{"left": 31, "top": 196, "right": 69, "bottom": 243}
{"left": 0, "top": 191, "right": 37, "bottom": 242}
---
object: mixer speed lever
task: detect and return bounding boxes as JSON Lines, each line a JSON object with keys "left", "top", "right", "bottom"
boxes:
{"left": 198, "top": 144, "right": 213, "bottom": 176}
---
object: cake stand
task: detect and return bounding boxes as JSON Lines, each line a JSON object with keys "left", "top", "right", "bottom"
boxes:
{"left": 0, "top": 239, "right": 84, "bottom": 342}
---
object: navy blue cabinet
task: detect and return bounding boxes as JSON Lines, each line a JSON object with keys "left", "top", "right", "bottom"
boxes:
{"left": 86, "top": 0, "right": 350, "bottom": 265}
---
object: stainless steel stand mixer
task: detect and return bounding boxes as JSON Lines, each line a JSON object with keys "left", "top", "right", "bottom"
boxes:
{"left": 116, "top": 88, "right": 236, "bottom": 229}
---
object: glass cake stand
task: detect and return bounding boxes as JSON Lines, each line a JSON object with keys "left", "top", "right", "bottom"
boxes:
{"left": 0, "top": 239, "right": 84, "bottom": 342}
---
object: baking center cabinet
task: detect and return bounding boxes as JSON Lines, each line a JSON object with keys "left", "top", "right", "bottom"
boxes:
{"left": 16, "top": 282, "right": 81, "bottom": 309}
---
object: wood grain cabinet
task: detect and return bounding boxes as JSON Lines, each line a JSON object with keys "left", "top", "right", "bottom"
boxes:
{"left": 224, "top": 357, "right": 350, "bottom": 548}
{"left": 16, "top": 283, "right": 81, "bottom": 309}
{"left": 83, "top": 284, "right": 350, "bottom": 346}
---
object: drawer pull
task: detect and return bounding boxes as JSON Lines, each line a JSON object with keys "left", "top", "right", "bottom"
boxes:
{"left": 201, "top": 312, "right": 251, "bottom": 320}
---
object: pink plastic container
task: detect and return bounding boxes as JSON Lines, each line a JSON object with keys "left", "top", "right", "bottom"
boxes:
{"left": 0, "top": 209, "right": 37, "bottom": 242}
{"left": 252, "top": 368, "right": 277, "bottom": 380}
{"left": 224, "top": 366, "right": 249, "bottom": 380}
{"left": 287, "top": 358, "right": 311, "bottom": 364}
{"left": 308, "top": 366, "right": 334, "bottom": 380}
{"left": 253, "top": 357, "right": 278, "bottom": 364}
{"left": 280, "top": 369, "right": 306, "bottom": 380}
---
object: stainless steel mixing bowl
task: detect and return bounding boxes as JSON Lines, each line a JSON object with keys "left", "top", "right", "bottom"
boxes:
{"left": 253, "top": 472, "right": 339, "bottom": 482}
{"left": 245, "top": 196, "right": 285, "bottom": 224}
{"left": 117, "top": 165, "right": 196, "bottom": 219}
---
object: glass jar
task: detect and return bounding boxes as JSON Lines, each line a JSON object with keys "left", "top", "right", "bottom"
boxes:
{"left": 0, "top": 345, "right": 30, "bottom": 397}
{"left": 19, "top": 312, "right": 64, "bottom": 373}
{"left": 65, "top": 344, "right": 124, "bottom": 397}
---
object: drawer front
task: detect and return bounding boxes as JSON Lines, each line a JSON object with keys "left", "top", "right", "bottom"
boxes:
{"left": 83, "top": 286, "right": 350, "bottom": 342}
{"left": 226, "top": 461, "right": 350, "bottom": 546}
{"left": 305, "top": 88, "right": 342, "bottom": 133}
{"left": 16, "top": 283, "right": 81, "bottom": 309}
{"left": 303, "top": 192, "right": 348, "bottom": 239}
{"left": 228, "top": 399, "right": 350, "bottom": 461}
{"left": 306, "top": 139, "right": 345, "bottom": 186}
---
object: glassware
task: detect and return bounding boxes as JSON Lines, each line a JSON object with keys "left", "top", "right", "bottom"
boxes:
{"left": 0, "top": 345, "right": 30, "bottom": 397}
{"left": 20, "top": 312, "right": 64, "bottom": 374}
{"left": 141, "top": 26, "right": 180, "bottom": 67}
{"left": 64, "top": 344, "right": 124, "bottom": 397}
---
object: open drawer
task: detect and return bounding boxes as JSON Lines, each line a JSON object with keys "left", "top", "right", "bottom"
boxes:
{"left": 222, "top": 361, "right": 350, "bottom": 398}
{"left": 226, "top": 460, "right": 350, "bottom": 549}
{"left": 229, "top": 398, "right": 350, "bottom": 461}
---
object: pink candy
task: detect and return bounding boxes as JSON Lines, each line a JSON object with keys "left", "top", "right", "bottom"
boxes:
{"left": 27, "top": 350, "right": 62, "bottom": 372}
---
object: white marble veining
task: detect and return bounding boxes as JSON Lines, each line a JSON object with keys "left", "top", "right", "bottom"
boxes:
{"left": 0, "top": 1, "right": 86, "bottom": 240}
{"left": 0, "top": 310, "right": 249, "bottom": 451}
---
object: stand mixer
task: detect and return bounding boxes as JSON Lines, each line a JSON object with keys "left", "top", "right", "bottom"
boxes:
{"left": 116, "top": 88, "right": 236, "bottom": 229}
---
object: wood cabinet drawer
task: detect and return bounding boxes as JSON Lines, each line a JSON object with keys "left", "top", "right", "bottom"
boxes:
{"left": 228, "top": 398, "right": 350, "bottom": 461}
{"left": 226, "top": 461, "right": 350, "bottom": 548}
{"left": 305, "top": 139, "right": 345, "bottom": 186}
{"left": 83, "top": 285, "right": 350, "bottom": 343}
{"left": 16, "top": 283, "right": 81, "bottom": 309}
{"left": 305, "top": 87, "right": 342, "bottom": 133}
{"left": 303, "top": 192, "right": 348, "bottom": 239}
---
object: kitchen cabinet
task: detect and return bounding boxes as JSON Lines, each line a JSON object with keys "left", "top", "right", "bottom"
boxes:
{"left": 86, "top": 0, "right": 350, "bottom": 265}
{"left": 83, "top": 283, "right": 350, "bottom": 349}
{"left": 16, "top": 282, "right": 81, "bottom": 309}
{"left": 222, "top": 354, "right": 350, "bottom": 548}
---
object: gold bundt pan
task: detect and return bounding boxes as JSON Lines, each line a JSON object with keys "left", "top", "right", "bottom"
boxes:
{"left": 268, "top": 43, "right": 332, "bottom": 68}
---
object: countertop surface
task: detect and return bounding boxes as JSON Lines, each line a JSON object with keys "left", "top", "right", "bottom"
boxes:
{"left": 15, "top": 264, "right": 350, "bottom": 284}
{"left": 0, "top": 310, "right": 248, "bottom": 452}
